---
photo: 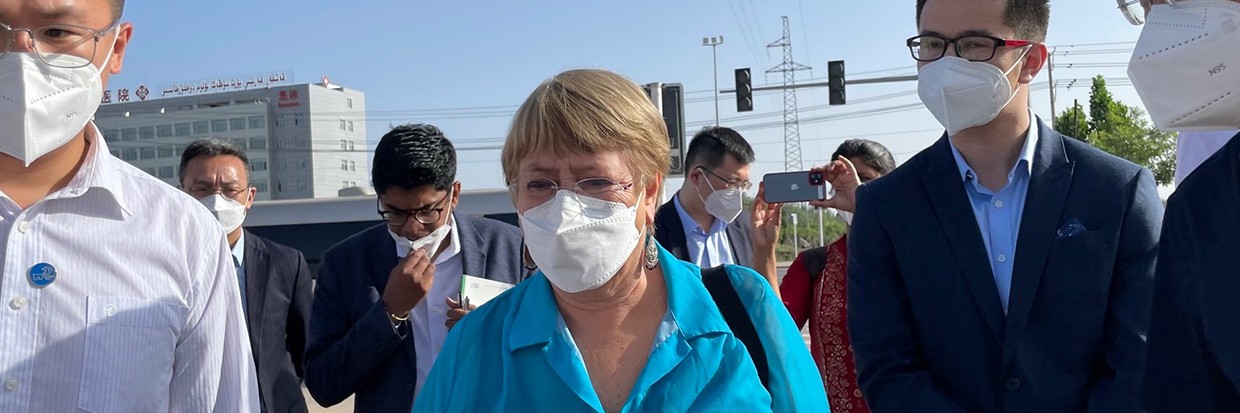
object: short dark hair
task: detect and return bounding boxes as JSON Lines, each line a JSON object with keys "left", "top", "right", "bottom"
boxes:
{"left": 684, "top": 126, "right": 755, "bottom": 171}
{"left": 179, "top": 138, "right": 251, "bottom": 185}
{"left": 832, "top": 139, "right": 897, "bottom": 175}
{"left": 372, "top": 124, "right": 457, "bottom": 194}
{"left": 111, "top": 0, "right": 125, "bottom": 20}
{"left": 916, "top": 0, "right": 1051, "bottom": 42}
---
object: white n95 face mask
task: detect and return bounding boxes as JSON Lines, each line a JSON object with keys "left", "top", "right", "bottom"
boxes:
{"left": 1129, "top": 1, "right": 1240, "bottom": 131}
{"left": 0, "top": 33, "right": 117, "bottom": 166}
{"left": 697, "top": 171, "right": 743, "bottom": 224}
{"left": 389, "top": 223, "right": 452, "bottom": 259}
{"left": 519, "top": 190, "right": 643, "bottom": 293}
{"left": 918, "top": 51, "right": 1029, "bottom": 136}
{"left": 199, "top": 194, "right": 247, "bottom": 233}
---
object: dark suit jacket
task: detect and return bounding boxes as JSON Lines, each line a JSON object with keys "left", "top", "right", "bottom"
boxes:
{"left": 654, "top": 194, "right": 754, "bottom": 268}
{"left": 243, "top": 231, "right": 314, "bottom": 413}
{"left": 1144, "top": 132, "right": 1240, "bottom": 412}
{"left": 304, "top": 215, "right": 525, "bottom": 413}
{"left": 847, "top": 120, "right": 1163, "bottom": 413}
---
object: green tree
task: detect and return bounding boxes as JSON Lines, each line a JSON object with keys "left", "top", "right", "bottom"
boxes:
{"left": 743, "top": 195, "right": 846, "bottom": 261}
{"left": 1054, "top": 76, "right": 1177, "bottom": 185}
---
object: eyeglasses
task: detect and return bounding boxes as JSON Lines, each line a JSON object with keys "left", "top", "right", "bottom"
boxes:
{"left": 187, "top": 185, "right": 250, "bottom": 199}
{"left": 907, "top": 35, "right": 1031, "bottom": 62}
{"left": 698, "top": 167, "right": 752, "bottom": 191}
{"left": 378, "top": 192, "right": 453, "bottom": 226}
{"left": 0, "top": 20, "right": 118, "bottom": 68}
{"left": 510, "top": 177, "right": 635, "bottom": 204}
{"left": 1118, "top": 0, "right": 1187, "bottom": 25}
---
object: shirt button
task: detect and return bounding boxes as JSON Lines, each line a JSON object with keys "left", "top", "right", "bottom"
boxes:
{"left": 9, "top": 297, "right": 26, "bottom": 310}
{"left": 998, "top": 255, "right": 1008, "bottom": 263}
{"left": 16, "top": 221, "right": 29, "bottom": 234}
{"left": 994, "top": 200, "right": 1004, "bottom": 208}
{"left": 4, "top": 379, "right": 18, "bottom": 391}
{"left": 1006, "top": 377, "right": 1022, "bottom": 392}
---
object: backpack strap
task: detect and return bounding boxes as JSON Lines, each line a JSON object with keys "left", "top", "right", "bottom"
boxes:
{"left": 802, "top": 246, "right": 830, "bottom": 284}
{"left": 701, "top": 265, "right": 770, "bottom": 390}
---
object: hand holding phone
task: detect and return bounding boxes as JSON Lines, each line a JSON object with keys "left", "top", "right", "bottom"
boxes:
{"left": 761, "top": 170, "right": 832, "bottom": 203}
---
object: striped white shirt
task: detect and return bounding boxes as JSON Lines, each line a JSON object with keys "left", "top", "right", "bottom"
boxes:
{"left": 0, "top": 126, "right": 259, "bottom": 412}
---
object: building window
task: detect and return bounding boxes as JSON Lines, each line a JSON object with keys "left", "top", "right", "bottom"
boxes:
{"left": 230, "top": 117, "right": 247, "bottom": 131}
{"left": 297, "top": 179, "right": 308, "bottom": 190}
{"left": 122, "top": 128, "right": 137, "bottom": 141}
{"left": 248, "top": 116, "right": 266, "bottom": 129}
{"left": 156, "top": 125, "right": 173, "bottom": 137}
{"left": 339, "top": 140, "right": 347, "bottom": 150}
{"left": 349, "top": 161, "right": 356, "bottom": 171}
{"left": 158, "top": 146, "right": 175, "bottom": 158}
{"left": 347, "top": 121, "right": 354, "bottom": 132}
{"left": 293, "top": 116, "right": 302, "bottom": 126}
{"left": 175, "top": 123, "right": 191, "bottom": 136}
{"left": 252, "top": 160, "right": 267, "bottom": 171}
{"left": 193, "top": 121, "right": 208, "bottom": 135}
{"left": 339, "top": 120, "right": 347, "bottom": 130}
{"left": 250, "top": 138, "right": 267, "bottom": 149}
{"left": 158, "top": 166, "right": 174, "bottom": 179}
{"left": 276, "top": 182, "right": 283, "bottom": 192}
{"left": 140, "top": 148, "right": 155, "bottom": 159}
{"left": 297, "top": 160, "right": 308, "bottom": 169}
{"left": 253, "top": 180, "right": 268, "bottom": 192}
{"left": 211, "top": 119, "right": 228, "bottom": 133}
{"left": 139, "top": 126, "right": 155, "bottom": 140}
{"left": 103, "top": 130, "right": 119, "bottom": 141}
{"left": 122, "top": 149, "right": 137, "bottom": 160}
{"left": 347, "top": 98, "right": 353, "bottom": 109}
{"left": 109, "top": 150, "right": 121, "bottom": 158}
{"left": 232, "top": 138, "right": 247, "bottom": 149}
{"left": 340, "top": 160, "right": 348, "bottom": 171}
{"left": 348, "top": 141, "right": 356, "bottom": 151}
{"left": 143, "top": 167, "right": 157, "bottom": 176}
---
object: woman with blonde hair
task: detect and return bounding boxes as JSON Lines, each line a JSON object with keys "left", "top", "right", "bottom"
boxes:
{"left": 413, "top": 68, "right": 827, "bottom": 412}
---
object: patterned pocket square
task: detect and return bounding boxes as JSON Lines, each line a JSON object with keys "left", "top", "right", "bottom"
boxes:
{"left": 1056, "top": 218, "right": 1087, "bottom": 239}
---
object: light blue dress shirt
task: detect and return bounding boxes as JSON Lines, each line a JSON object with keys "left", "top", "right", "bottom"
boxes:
{"left": 948, "top": 113, "right": 1040, "bottom": 312}
{"left": 412, "top": 245, "right": 829, "bottom": 412}
{"left": 231, "top": 231, "right": 247, "bottom": 315}
{"left": 673, "top": 194, "right": 735, "bottom": 268}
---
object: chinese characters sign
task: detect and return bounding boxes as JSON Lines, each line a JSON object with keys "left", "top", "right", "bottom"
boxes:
{"left": 101, "top": 70, "right": 294, "bottom": 104}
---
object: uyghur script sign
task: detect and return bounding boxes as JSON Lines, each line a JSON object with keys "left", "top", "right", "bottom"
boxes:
{"left": 101, "top": 71, "right": 294, "bottom": 104}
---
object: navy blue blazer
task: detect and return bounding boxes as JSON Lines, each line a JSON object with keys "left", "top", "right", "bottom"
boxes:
{"left": 1144, "top": 132, "right": 1240, "bottom": 412}
{"left": 303, "top": 215, "right": 525, "bottom": 413}
{"left": 243, "top": 231, "right": 315, "bottom": 413}
{"left": 654, "top": 195, "right": 755, "bottom": 268}
{"left": 847, "top": 120, "right": 1163, "bottom": 413}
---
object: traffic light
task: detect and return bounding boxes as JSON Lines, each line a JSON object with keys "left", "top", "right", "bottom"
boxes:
{"left": 828, "top": 60, "right": 846, "bottom": 105}
{"left": 735, "top": 68, "right": 753, "bottom": 112}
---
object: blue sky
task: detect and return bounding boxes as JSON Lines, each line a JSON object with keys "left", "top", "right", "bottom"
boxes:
{"left": 110, "top": 0, "right": 1147, "bottom": 194}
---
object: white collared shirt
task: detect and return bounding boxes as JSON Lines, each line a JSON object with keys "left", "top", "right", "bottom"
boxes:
{"left": 673, "top": 195, "right": 735, "bottom": 268}
{"left": 0, "top": 125, "right": 259, "bottom": 412}
{"left": 409, "top": 214, "right": 463, "bottom": 398}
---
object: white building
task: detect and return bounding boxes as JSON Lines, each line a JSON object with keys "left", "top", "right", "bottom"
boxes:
{"left": 94, "top": 79, "right": 369, "bottom": 200}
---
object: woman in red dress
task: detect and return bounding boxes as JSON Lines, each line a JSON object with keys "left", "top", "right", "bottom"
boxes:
{"left": 766, "top": 139, "right": 896, "bottom": 413}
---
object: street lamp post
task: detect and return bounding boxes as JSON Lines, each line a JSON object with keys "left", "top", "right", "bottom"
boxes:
{"left": 702, "top": 36, "right": 724, "bottom": 126}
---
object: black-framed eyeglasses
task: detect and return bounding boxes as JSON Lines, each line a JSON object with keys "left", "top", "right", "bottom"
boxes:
{"left": 907, "top": 35, "right": 1032, "bottom": 62}
{"left": 510, "top": 177, "right": 635, "bottom": 204}
{"left": 698, "top": 167, "right": 752, "bottom": 191}
{"left": 378, "top": 192, "right": 452, "bottom": 226}
{"left": 0, "top": 19, "right": 119, "bottom": 68}
{"left": 186, "top": 185, "right": 251, "bottom": 199}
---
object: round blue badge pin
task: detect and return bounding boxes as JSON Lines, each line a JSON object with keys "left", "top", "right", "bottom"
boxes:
{"left": 29, "top": 263, "right": 56, "bottom": 287}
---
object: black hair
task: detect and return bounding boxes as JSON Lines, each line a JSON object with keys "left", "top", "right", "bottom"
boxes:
{"left": 684, "top": 126, "right": 755, "bottom": 171}
{"left": 179, "top": 138, "right": 251, "bottom": 184}
{"left": 372, "top": 123, "right": 457, "bottom": 194}
{"left": 832, "top": 139, "right": 897, "bottom": 175}
{"left": 916, "top": 0, "right": 1051, "bottom": 42}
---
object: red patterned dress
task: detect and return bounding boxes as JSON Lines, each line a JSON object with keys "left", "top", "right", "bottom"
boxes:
{"left": 779, "top": 236, "right": 869, "bottom": 413}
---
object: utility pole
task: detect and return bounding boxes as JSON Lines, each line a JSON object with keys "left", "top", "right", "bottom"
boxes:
{"left": 702, "top": 36, "right": 724, "bottom": 126}
{"left": 1047, "top": 49, "right": 1057, "bottom": 126}
{"left": 767, "top": 16, "right": 812, "bottom": 172}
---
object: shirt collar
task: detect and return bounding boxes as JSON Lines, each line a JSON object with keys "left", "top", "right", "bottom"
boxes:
{"left": 507, "top": 245, "right": 731, "bottom": 352}
{"left": 672, "top": 194, "right": 725, "bottom": 235}
{"left": 55, "top": 122, "right": 132, "bottom": 217}
{"left": 231, "top": 231, "right": 246, "bottom": 268}
{"left": 948, "top": 109, "right": 1040, "bottom": 183}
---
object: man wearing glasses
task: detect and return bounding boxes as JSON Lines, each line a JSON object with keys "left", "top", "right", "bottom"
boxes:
{"left": 180, "top": 138, "right": 314, "bottom": 413}
{"left": 846, "top": 1, "right": 1162, "bottom": 411}
{"left": 0, "top": 1, "right": 258, "bottom": 412}
{"left": 654, "top": 126, "right": 757, "bottom": 271}
{"left": 1120, "top": 0, "right": 1240, "bottom": 410}
{"left": 305, "top": 124, "right": 524, "bottom": 412}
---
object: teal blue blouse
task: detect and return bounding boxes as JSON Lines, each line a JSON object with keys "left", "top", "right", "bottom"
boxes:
{"left": 412, "top": 245, "right": 829, "bottom": 412}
